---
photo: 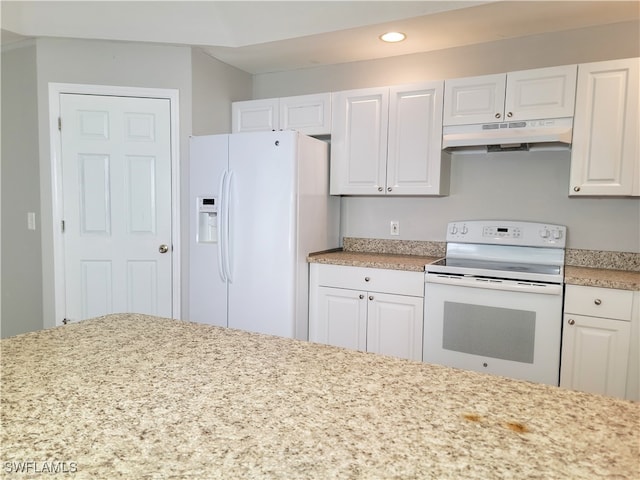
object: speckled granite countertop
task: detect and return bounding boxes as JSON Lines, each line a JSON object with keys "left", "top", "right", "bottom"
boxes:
{"left": 2, "top": 314, "right": 638, "bottom": 479}
{"left": 309, "top": 238, "right": 640, "bottom": 290}
{"left": 308, "top": 250, "right": 440, "bottom": 272}
{"left": 564, "top": 266, "right": 640, "bottom": 291}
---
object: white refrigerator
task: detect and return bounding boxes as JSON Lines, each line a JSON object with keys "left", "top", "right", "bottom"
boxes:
{"left": 189, "top": 131, "right": 339, "bottom": 340}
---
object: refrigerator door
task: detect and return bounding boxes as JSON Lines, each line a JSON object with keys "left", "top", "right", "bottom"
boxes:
{"left": 227, "top": 131, "right": 299, "bottom": 337}
{"left": 188, "top": 134, "right": 229, "bottom": 327}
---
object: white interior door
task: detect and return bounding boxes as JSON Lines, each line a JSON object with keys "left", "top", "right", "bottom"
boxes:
{"left": 59, "top": 94, "right": 173, "bottom": 321}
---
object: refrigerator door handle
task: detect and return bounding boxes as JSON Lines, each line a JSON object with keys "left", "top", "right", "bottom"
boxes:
{"left": 217, "top": 170, "right": 228, "bottom": 282}
{"left": 224, "top": 170, "right": 234, "bottom": 283}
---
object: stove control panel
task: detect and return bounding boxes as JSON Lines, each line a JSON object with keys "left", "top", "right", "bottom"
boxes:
{"left": 446, "top": 220, "right": 566, "bottom": 248}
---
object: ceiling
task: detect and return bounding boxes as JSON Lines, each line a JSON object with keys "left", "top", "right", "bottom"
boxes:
{"left": 2, "top": 1, "right": 638, "bottom": 74}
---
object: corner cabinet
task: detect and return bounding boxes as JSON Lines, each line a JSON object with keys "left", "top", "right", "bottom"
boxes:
{"left": 560, "top": 285, "right": 635, "bottom": 399}
{"left": 443, "top": 65, "right": 577, "bottom": 125}
{"left": 309, "top": 264, "right": 424, "bottom": 361}
{"left": 330, "top": 81, "right": 449, "bottom": 196}
{"left": 232, "top": 93, "right": 331, "bottom": 135}
{"left": 570, "top": 58, "right": 640, "bottom": 196}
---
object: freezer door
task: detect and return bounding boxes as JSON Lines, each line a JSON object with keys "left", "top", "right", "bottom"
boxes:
{"left": 188, "top": 134, "right": 229, "bottom": 327}
{"left": 227, "top": 131, "right": 300, "bottom": 337}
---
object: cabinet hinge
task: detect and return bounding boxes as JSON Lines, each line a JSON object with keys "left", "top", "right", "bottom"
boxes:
{"left": 58, "top": 117, "right": 62, "bottom": 131}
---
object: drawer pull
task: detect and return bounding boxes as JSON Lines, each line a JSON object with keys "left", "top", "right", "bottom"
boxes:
{"left": 364, "top": 277, "right": 370, "bottom": 282}
{"left": 568, "top": 318, "right": 575, "bottom": 326}
{"left": 359, "top": 294, "right": 364, "bottom": 300}
{"left": 594, "top": 298, "right": 602, "bottom": 306}
{"left": 369, "top": 296, "right": 374, "bottom": 301}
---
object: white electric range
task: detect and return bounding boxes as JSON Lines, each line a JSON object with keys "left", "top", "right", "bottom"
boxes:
{"left": 424, "top": 220, "right": 566, "bottom": 386}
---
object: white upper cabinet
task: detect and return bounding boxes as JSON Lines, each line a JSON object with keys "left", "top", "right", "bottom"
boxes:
{"left": 387, "top": 83, "right": 448, "bottom": 195}
{"left": 232, "top": 98, "right": 279, "bottom": 133}
{"left": 331, "top": 81, "right": 448, "bottom": 196}
{"left": 232, "top": 93, "right": 331, "bottom": 135}
{"left": 570, "top": 58, "right": 639, "bottom": 196}
{"left": 443, "top": 73, "right": 505, "bottom": 125}
{"left": 443, "top": 65, "right": 577, "bottom": 125}
{"left": 279, "top": 93, "right": 331, "bottom": 135}
{"left": 331, "top": 87, "right": 388, "bottom": 195}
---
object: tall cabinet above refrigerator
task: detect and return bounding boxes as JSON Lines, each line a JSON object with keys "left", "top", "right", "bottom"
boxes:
{"left": 189, "top": 131, "right": 339, "bottom": 340}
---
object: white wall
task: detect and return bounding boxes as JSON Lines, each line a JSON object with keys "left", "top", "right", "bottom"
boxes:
{"left": 1, "top": 41, "right": 43, "bottom": 337}
{"left": 253, "top": 21, "right": 640, "bottom": 253}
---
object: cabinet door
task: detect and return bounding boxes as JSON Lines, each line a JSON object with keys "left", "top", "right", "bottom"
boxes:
{"left": 231, "top": 99, "right": 279, "bottom": 133}
{"left": 367, "top": 292, "right": 423, "bottom": 361}
{"left": 560, "top": 313, "right": 631, "bottom": 398}
{"left": 505, "top": 65, "right": 577, "bottom": 121}
{"left": 310, "top": 286, "right": 367, "bottom": 351}
{"left": 330, "top": 87, "right": 389, "bottom": 195}
{"left": 387, "top": 82, "right": 449, "bottom": 195}
{"left": 280, "top": 93, "right": 331, "bottom": 135}
{"left": 570, "top": 58, "right": 639, "bottom": 196}
{"left": 443, "top": 74, "right": 505, "bottom": 126}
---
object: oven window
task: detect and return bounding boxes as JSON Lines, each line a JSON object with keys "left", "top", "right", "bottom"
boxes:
{"left": 442, "top": 302, "right": 536, "bottom": 363}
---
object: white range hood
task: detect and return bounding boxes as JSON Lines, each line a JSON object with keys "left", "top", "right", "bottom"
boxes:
{"left": 442, "top": 117, "right": 573, "bottom": 153}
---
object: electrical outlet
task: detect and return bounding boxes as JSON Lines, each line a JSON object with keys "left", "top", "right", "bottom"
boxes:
{"left": 27, "top": 212, "right": 36, "bottom": 231}
{"left": 390, "top": 220, "right": 399, "bottom": 236}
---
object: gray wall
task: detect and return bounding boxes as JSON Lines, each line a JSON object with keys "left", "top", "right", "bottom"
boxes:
{"left": 34, "top": 38, "right": 193, "bottom": 330}
{"left": 253, "top": 21, "right": 640, "bottom": 253}
{"left": 1, "top": 41, "right": 43, "bottom": 337}
{"left": 254, "top": 21, "right": 640, "bottom": 96}
{"left": 1, "top": 38, "right": 252, "bottom": 336}
{"left": 192, "top": 48, "right": 252, "bottom": 136}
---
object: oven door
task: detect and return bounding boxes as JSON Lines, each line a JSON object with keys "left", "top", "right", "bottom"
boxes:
{"left": 424, "top": 274, "right": 563, "bottom": 386}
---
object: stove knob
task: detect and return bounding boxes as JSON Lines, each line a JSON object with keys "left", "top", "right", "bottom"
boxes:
{"left": 450, "top": 225, "right": 458, "bottom": 235}
{"left": 553, "top": 229, "right": 563, "bottom": 240}
{"left": 461, "top": 225, "right": 468, "bottom": 235}
{"left": 539, "top": 228, "right": 550, "bottom": 239}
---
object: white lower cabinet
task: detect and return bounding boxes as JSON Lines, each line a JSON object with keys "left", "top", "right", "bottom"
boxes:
{"left": 560, "top": 285, "right": 634, "bottom": 399}
{"left": 309, "top": 264, "right": 424, "bottom": 361}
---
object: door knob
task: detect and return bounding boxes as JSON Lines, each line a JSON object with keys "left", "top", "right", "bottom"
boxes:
{"left": 159, "top": 244, "right": 169, "bottom": 254}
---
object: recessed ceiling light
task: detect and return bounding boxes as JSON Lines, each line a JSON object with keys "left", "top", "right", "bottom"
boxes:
{"left": 380, "top": 32, "right": 406, "bottom": 43}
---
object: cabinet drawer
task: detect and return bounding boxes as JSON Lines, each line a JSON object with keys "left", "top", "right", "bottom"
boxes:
{"left": 314, "top": 264, "right": 424, "bottom": 297}
{"left": 564, "top": 285, "right": 633, "bottom": 320}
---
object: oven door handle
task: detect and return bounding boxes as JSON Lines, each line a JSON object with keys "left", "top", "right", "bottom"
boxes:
{"left": 425, "top": 273, "right": 563, "bottom": 295}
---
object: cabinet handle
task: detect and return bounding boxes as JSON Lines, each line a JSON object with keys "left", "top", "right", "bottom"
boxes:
{"left": 594, "top": 298, "right": 602, "bottom": 306}
{"left": 568, "top": 318, "right": 575, "bottom": 325}
{"left": 495, "top": 113, "right": 501, "bottom": 119}
{"left": 377, "top": 187, "right": 383, "bottom": 192}
{"left": 369, "top": 296, "right": 374, "bottom": 301}
{"left": 573, "top": 186, "right": 581, "bottom": 192}
{"left": 359, "top": 294, "right": 364, "bottom": 300}
{"left": 364, "top": 277, "right": 370, "bottom": 282}
{"left": 387, "top": 187, "right": 392, "bottom": 192}
{"left": 507, "top": 112, "right": 513, "bottom": 118}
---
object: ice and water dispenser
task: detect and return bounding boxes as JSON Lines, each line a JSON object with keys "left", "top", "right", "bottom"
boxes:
{"left": 196, "top": 196, "right": 218, "bottom": 243}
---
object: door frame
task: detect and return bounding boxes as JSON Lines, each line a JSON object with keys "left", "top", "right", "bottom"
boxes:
{"left": 48, "top": 83, "right": 181, "bottom": 324}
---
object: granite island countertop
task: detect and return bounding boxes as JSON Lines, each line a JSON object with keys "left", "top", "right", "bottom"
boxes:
{"left": 2, "top": 314, "right": 638, "bottom": 479}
